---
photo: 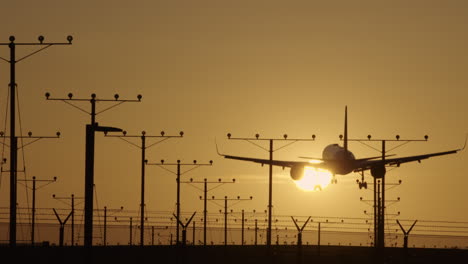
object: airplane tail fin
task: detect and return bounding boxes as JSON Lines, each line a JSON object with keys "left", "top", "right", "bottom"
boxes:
{"left": 344, "top": 106, "right": 348, "bottom": 152}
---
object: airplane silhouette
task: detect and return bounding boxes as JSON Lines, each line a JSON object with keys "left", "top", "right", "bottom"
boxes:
{"left": 217, "top": 106, "right": 466, "bottom": 188}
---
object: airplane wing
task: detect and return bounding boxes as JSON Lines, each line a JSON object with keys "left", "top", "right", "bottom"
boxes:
{"left": 221, "top": 153, "right": 313, "bottom": 168}
{"left": 354, "top": 149, "right": 461, "bottom": 172}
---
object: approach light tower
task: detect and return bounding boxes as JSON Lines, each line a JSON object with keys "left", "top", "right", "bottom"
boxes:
{"left": 17, "top": 175, "right": 57, "bottom": 245}
{"left": 211, "top": 195, "right": 253, "bottom": 246}
{"left": 347, "top": 134, "right": 428, "bottom": 253}
{"left": 146, "top": 159, "right": 213, "bottom": 245}
{"left": 226, "top": 133, "right": 316, "bottom": 247}
{"left": 105, "top": 130, "right": 184, "bottom": 246}
{"left": 0, "top": 35, "right": 72, "bottom": 246}
{"left": 53, "top": 193, "right": 84, "bottom": 246}
{"left": 46, "top": 92, "right": 142, "bottom": 246}
{"left": 188, "top": 178, "right": 236, "bottom": 246}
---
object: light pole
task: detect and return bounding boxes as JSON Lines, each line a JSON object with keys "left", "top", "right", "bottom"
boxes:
{"left": 53, "top": 193, "right": 84, "bottom": 246}
{"left": 348, "top": 134, "right": 428, "bottom": 255}
{"left": 225, "top": 133, "right": 315, "bottom": 247}
{"left": 187, "top": 177, "right": 236, "bottom": 246}
{"left": 172, "top": 212, "right": 196, "bottom": 246}
{"left": 46, "top": 92, "right": 142, "bottom": 246}
{"left": 17, "top": 176, "right": 56, "bottom": 245}
{"left": 0, "top": 35, "right": 72, "bottom": 246}
{"left": 102, "top": 206, "right": 124, "bottom": 246}
{"left": 211, "top": 195, "right": 253, "bottom": 246}
{"left": 105, "top": 130, "right": 183, "bottom": 246}
{"left": 146, "top": 159, "right": 213, "bottom": 245}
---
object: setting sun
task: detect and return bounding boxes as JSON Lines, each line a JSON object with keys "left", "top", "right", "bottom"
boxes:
{"left": 294, "top": 167, "right": 333, "bottom": 191}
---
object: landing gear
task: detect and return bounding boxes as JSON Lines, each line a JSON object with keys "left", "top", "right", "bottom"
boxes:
{"left": 331, "top": 175, "right": 338, "bottom": 184}
{"left": 356, "top": 171, "right": 368, "bottom": 189}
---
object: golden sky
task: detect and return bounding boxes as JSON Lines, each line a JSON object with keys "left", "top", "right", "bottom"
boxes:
{"left": 1, "top": 0, "right": 467, "bottom": 233}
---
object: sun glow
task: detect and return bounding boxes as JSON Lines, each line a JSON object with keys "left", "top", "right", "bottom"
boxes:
{"left": 294, "top": 167, "right": 333, "bottom": 192}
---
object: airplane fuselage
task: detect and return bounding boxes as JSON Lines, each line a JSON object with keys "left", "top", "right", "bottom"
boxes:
{"left": 322, "top": 144, "right": 356, "bottom": 175}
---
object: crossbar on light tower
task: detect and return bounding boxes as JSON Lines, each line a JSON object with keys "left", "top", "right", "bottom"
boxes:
{"left": 226, "top": 133, "right": 316, "bottom": 247}
{"left": 146, "top": 159, "right": 213, "bottom": 245}
{"left": 105, "top": 130, "right": 183, "bottom": 246}
{"left": 53, "top": 193, "right": 84, "bottom": 246}
{"left": 187, "top": 177, "right": 236, "bottom": 246}
{"left": 46, "top": 92, "right": 142, "bottom": 247}
{"left": 211, "top": 195, "right": 253, "bottom": 246}
{"left": 0, "top": 35, "right": 72, "bottom": 246}
{"left": 347, "top": 134, "right": 428, "bottom": 257}
{"left": 17, "top": 175, "right": 57, "bottom": 245}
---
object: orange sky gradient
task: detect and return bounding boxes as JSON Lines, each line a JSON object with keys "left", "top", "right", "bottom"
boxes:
{"left": 1, "top": 0, "right": 468, "bottom": 240}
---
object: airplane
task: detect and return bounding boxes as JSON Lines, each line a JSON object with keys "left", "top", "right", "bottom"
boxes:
{"left": 217, "top": 106, "right": 466, "bottom": 189}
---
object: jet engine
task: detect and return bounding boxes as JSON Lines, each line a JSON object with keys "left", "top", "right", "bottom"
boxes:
{"left": 371, "top": 165, "right": 386, "bottom": 178}
{"left": 290, "top": 165, "right": 304, "bottom": 181}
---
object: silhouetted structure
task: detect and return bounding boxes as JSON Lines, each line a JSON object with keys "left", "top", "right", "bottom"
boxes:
{"left": 46, "top": 92, "right": 141, "bottom": 246}
{"left": 53, "top": 208, "right": 72, "bottom": 246}
{"left": 173, "top": 212, "right": 196, "bottom": 246}
{"left": 106, "top": 130, "right": 183, "bottom": 246}
{"left": 225, "top": 133, "right": 315, "bottom": 247}
{"left": 189, "top": 177, "right": 235, "bottom": 246}
{"left": 0, "top": 35, "right": 72, "bottom": 246}
{"left": 397, "top": 219, "right": 418, "bottom": 252}
{"left": 146, "top": 159, "right": 212, "bottom": 245}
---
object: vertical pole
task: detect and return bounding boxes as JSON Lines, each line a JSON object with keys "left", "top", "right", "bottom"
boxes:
{"left": 151, "top": 226, "right": 154, "bottom": 246}
{"left": 224, "top": 196, "right": 228, "bottom": 246}
{"left": 381, "top": 140, "right": 386, "bottom": 250}
{"left": 267, "top": 139, "right": 273, "bottom": 247}
{"left": 377, "top": 180, "right": 381, "bottom": 250}
{"left": 241, "top": 210, "right": 245, "bottom": 246}
{"left": 103, "top": 206, "right": 107, "bottom": 246}
{"left": 192, "top": 221, "right": 195, "bottom": 245}
{"left": 31, "top": 177, "right": 36, "bottom": 245}
{"left": 9, "top": 40, "right": 17, "bottom": 247}
{"left": 373, "top": 177, "right": 377, "bottom": 248}
{"left": 71, "top": 194, "right": 75, "bottom": 246}
{"left": 59, "top": 224, "right": 64, "bottom": 246}
{"left": 84, "top": 98, "right": 96, "bottom": 247}
{"left": 176, "top": 162, "right": 180, "bottom": 245}
{"left": 140, "top": 134, "right": 146, "bottom": 246}
{"left": 140, "top": 135, "right": 146, "bottom": 246}
{"left": 84, "top": 124, "right": 95, "bottom": 247}
{"left": 318, "top": 222, "right": 321, "bottom": 256}
{"left": 203, "top": 179, "right": 207, "bottom": 246}
{"left": 129, "top": 217, "right": 133, "bottom": 245}
{"left": 254, "top": 219, "right": 258, "bottom": 245}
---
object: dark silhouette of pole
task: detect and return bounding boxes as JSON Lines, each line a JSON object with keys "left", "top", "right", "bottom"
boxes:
{"left": 0, "top": 35, "right": 72, "bottom": 246}
{"left": 189, "top": 178, "right": 235, "bottom": 246}
{"left": 102, "top": 206, "right": 123, "bottom": 246}
{"left": 53, "top": 193, "right": 84, "bottom": 246}
{"left": 241, "top": 210, "right": 245, "bottom": 245}
{"left": 226, "top": 133, "right": 315, "bottom": 247}
{"left": 254, "top": 219, "right": 258, "bottom": 245}
{"left": 146, "top": 159, "right": 213, "bottom": 245}
{"left": 106, "top": 130, "right": 183, "bottom": 246}
{"left": 348, "top": 134, "right": 428, "bottom": 253}
{"left": 211, "top": 195, "right": 252, "bottom": 246}
{"left": 396, "top": 219, "right": 417, "bottom": 252}
{"left": 53, "top": 208, "right": 72, "bottom": 246}
{"left": 129, "top": 217, "right": 133, "bottom": 245}
{"left": 291, "top": 216, "right": 311, "bottom": 247}
{"left": 17, "top": 176, "right": 56, "bottom": 245}
{"left": 46, "top": 93, "right": 141, "bottom": 247}
{"left": 173, "top": 212, "right": 196, "bottom": 246}
{"left": 192, "top": 221, "right": 196, "bottom": 245}
{"left": 318, "top": 222, "right": 321, "bottom": 256}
